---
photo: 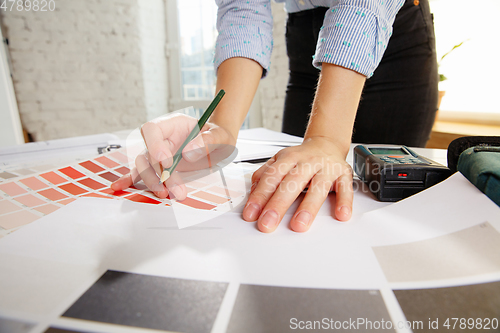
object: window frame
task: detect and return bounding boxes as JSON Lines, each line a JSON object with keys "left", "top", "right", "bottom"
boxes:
{"left": 430, "top": 0, "right": 500, "bottom": 126}
{"left": 165, "top": 0, "right": 214, "bottom": 112}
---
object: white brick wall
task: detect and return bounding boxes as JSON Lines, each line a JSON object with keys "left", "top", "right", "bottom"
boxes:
{"left": 0, "top": 0, "right": 288, "bottom": 141}
{"left": 0, "top": 0, "right": 167, "bottom": 141}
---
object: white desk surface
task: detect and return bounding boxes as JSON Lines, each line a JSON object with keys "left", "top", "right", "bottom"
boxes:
{"left": 0, "top": 128, "right": 498, "bottom": 333}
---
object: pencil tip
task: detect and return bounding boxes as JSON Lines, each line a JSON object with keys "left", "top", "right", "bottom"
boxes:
{"left": 160, "top": 170, "right": 170, "bottom": 183}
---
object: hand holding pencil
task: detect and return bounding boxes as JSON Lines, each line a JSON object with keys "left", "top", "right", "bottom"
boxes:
{"left": 159, "top": 90, "right": 225, "bottom": 183}
{"left": 111, "top": 90, "right": 236, "bottom": 200}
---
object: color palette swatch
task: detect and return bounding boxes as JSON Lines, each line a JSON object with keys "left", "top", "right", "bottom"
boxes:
{"left": 0, "top": 171, "right": 19, "bottom": 180}
{"left": 394, "top": 281, "right": 500, "bottom": 330}
{"left": 372, "top": 223, "right": 500, "bottom": 283}
{"left": 227, "top": 284, "right": 394, "bottom": 333}
{"left": 0, "top": 148, "right": 254, "bottom": 237}
{"left": 0, "top": 159, "right": 93, "bottom": 184}
{"left": 0, "top": 166, "right": 55, "bottom": 183}
{"left": 62, "top": 270, "right": 228, "bottom": 333}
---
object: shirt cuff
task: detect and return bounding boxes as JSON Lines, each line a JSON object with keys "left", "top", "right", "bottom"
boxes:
{"left": 214, "top": 25, "right": 273, "bottom": 78}
{"left": 313, "top": 2, "right": 401, "bottom": 78}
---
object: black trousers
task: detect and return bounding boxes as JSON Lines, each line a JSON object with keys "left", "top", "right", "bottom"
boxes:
{"left": 282, "top": 0, "right": 438, "bottom": 147}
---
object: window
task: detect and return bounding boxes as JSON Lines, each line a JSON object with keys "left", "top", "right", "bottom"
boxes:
{"left": 176, "top": 0, "right": 217, "bottom": 103}
{"left": 166, "top": 0, "right": 217, "bottom": 114}
{"left": 430, "top": 0, "right": 500, "bottom": 121}
{"left": 166, "top": 0, "right": 256, "bottom": 127}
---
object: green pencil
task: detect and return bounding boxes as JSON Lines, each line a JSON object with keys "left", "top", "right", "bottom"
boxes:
{"left": 159, "top": 89, "right": 225, "bottom": 183}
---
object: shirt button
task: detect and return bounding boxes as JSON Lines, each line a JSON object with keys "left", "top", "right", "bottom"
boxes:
{"left": 414, "top": 0, "right": 420, "bottom": 5}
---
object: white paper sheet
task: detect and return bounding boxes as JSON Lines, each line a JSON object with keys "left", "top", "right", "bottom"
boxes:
{"left": 357, "top": 172, "right": 500, "bottom": 246}
{"left": 2, "top": 128, "right": 498, "bottom": 333}
{"left": 233, "top": 142, "right": 282, "bottom": 162}
{"left": 237, "top": 128, "right": 303, "bottom": 144}
{"left": 234, "top": 128, "right": 302, "bottom": 162}
{"left": 0, "top": 172, "right": 499, "bottom": 333}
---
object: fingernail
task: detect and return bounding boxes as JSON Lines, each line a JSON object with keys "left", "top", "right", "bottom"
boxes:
{"left": 260, "top": 210, "right": 279, "bottom": 230}
{"left": 184, "top": 143, "right": 202, "bottom": 162}
{"left": 154, "top": 191, "right": 165, "bottom": 199}
{"left": 169, "top": 184, "right": 183, "bottom": 200}
{"left": 244, "top": 203, "right": 261, "bottom": 221}
{"left": 295, "top": 211, "right": 311, "bottom": 227}
{"left": 339, "top": 206, "right": 351, "bottom": 218}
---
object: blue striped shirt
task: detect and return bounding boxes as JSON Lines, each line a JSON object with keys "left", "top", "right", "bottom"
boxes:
{"left": 214, "top": 0, "right": 405, "bottom": 78}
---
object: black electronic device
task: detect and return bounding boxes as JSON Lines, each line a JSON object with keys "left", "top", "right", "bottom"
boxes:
{"left": 353, "top": 145, "right": 452, "bottom": 201}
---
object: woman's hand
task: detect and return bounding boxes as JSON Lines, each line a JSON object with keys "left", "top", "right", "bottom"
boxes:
{"left": 242, "top": 136, "right": 353, "bottom": 233}
{"left": 243, "top": 63, "right": 364, "bottom": 233}
{"left": 111, "top": 113, "right": 236, "bottom": 200}
{"left": 111, "top": 57, "right": 263, "bottom": 201}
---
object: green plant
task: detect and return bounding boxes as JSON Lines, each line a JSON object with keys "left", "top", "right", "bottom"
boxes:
{"left": 438, "top": 40, "right": 468, "bottom": 82}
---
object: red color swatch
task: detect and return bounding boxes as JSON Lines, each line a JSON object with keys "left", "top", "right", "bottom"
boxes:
{"left": 82, "top": 193, "right": 112, "bottom": 199}
{"left": 126, "top": 194, "right": 162, "bottom": 205}
{"left": 59, "top": 167, "right": 85, "bottom": 180}
{"left": 100, "top": 188, "right": 131, "bottom": 197}
{"left": 99, "top": 172, "right": 120, "bottom": 182}
{"left": 192, "top": 191, "right": 229, "bottom": 204}
{"left": 114, "top": 166, "right": 130, "bottom": 175}
{"left": 40, "top": 171, "right": 67, "bottom": 185}
{"left": 19, "top": 177, "right": 49, "bottom": 191}
{"left": 38, "top": 188, "right": 68, "bottom": 201}
{"left": 78, "top": 178, "right": 107, "bottom": 190}
{"left": 178, "top": 197, "right": 216, "bottom": 210}
{"left": 79, "top": 161, "right": 105, "bottom": 173}
{"left": 59, "top": 183, "right": 88, "bottom": 196}
{"left": 95, "top": 156, "right": 119, "bottom": 168}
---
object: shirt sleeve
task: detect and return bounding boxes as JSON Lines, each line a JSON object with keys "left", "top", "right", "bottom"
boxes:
{"left": 313, "top": 0, "right": 405, "bottom": 78}
{"left": 214, "top": 0, "right": 274, "bottom": 78}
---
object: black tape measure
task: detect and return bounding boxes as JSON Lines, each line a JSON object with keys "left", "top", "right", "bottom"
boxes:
{"left": 353, "top": 145, "right": 452, "bottom": 201}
